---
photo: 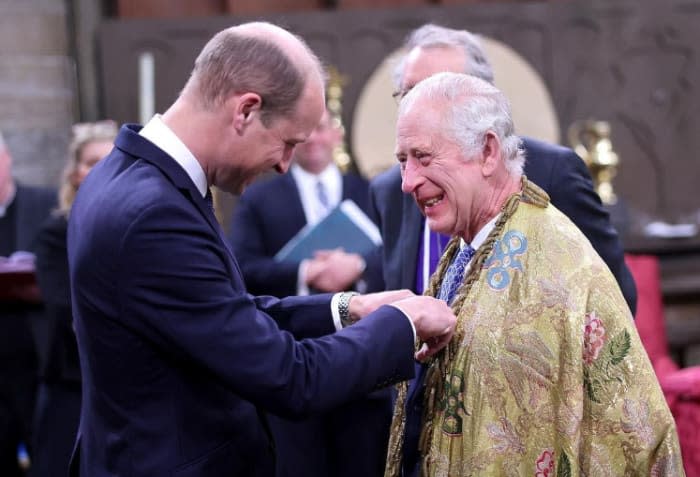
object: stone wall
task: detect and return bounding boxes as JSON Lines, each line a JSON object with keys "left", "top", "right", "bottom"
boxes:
{"left": 0, "top": 0, "right": 75, "bottom": 187}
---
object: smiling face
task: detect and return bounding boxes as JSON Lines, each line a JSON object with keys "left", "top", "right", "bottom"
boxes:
{"left": 396, "top": 97, "right": 485, "bottom": 241}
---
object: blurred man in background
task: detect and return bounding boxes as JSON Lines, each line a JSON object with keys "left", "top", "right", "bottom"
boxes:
{"left": 0, "top": 131, "right": 55, "bottom": 476}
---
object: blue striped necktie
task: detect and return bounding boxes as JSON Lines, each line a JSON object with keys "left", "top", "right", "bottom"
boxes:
{"left": 316, "top": 180, "right": 330, "bottom": 215}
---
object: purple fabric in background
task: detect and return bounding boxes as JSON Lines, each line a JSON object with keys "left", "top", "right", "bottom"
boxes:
{"left": 415, "top": 219, "right": 451, "bottom": 294}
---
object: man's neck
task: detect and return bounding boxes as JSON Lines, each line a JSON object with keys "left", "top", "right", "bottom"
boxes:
{"left": 465, "top": 174, "right": 521, "bottom": 242}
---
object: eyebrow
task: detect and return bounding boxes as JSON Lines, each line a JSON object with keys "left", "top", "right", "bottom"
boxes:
{"left": 392, "top": 84, "right": 415, "bottom": 99}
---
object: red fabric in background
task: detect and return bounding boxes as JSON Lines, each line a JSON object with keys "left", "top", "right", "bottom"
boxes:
{"left": 626, "top": 254, "right": 700, "bottom": 476}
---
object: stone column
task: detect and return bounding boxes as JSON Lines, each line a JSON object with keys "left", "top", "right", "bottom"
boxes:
{"left": 0, "top": 0, "right": 75, "bottom": 187}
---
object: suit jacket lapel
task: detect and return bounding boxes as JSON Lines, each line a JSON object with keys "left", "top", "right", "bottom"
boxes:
{"left": 282, "top": 173, "right": 307, "bottom": 229}
{"left": 114, "top": 125, "right": 236, "bottom": 264}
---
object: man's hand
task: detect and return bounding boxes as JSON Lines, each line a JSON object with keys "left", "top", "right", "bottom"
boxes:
{"left": 347, "top": 289, "right": 415, "bottom": 320}
{"left": 305, "top": 249, "right": 365, "bottom": 292}
{"left": 391, "top": 296, "right": 456, "bottom": 360}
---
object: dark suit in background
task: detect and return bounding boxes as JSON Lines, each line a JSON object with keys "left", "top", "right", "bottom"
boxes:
{"left": 0, "top": 183, "right": 55, "bottom": 477}
{"left": 67, "top": 125, "right": 415, "bottom": 476}
{"left": 370, "top": 137, "right": 637, "bottom": 313}
{"left": 230, "top": 171, "right": 390, "bottom": 477}
{"left": 32, "top": 214, "right": 82, "bottom": 477}
{"left": 231, "top": 171, "right": 382, "bottom": 297}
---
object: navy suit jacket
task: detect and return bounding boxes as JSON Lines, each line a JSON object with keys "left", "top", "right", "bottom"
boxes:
{"left": 0, "top": 183, "right": 56, "bottom": 257}
{"left": 230, "top": 171, "right": 382, "bottom": 297}
{"left": 67, "top": 125, "right": 415, "bottom": 477}
{"left": 369, "top": 137, "right": 636, "bottom": 314}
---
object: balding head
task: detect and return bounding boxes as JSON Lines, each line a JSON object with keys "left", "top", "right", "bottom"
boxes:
{"left": 393, "top": 24, "right": 494, "bottom": 98}
{"left": 183, "top": 21, "right": 324, "bottom": 126}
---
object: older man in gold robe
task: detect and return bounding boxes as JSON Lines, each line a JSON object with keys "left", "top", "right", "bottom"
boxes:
{"left": 385, "top": 72, "right": 683, "bottom": 477}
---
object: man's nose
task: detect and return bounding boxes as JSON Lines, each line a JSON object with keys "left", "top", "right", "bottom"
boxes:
{"left": 401, "top": 159, "right": 422, "bottom": 194}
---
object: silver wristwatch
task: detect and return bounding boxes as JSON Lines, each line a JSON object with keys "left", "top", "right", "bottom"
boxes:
{"left": 338, "top": 291, "right": 360, "bottom": 328}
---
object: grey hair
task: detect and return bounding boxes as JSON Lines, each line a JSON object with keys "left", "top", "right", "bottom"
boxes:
{"left": 183, "top": 22, "right": 322, "bottom": 126}
{"left": 399, "top": 72, "right": 524, "bottom": 177}
{"left": 0, "top": 131, "right": 5, "bottom": 152}
{"left": 393, "top": 24, "right": 495, "bottom": 89}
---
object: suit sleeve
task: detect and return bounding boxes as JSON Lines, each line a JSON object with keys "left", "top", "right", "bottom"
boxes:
{"left": 118, "top": 201, "right": 415, "bottom": 418}
{"left": 229, "top": 191, "right": 300, "bottom": 297}
{"left": 547, "top": 150, "right": 637, "bottom": 314}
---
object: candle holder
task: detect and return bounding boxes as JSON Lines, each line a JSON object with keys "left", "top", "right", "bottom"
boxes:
{"left": 568, "top": 119, "right": 619, "bottom": 205}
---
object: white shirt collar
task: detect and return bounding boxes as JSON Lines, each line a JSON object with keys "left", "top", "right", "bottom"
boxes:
{"left": 463, "top": 213, "right": 501, "bottom": 251}
{"left": 0, "top": 182, "right": 16, "bottom": 218}
{"left": 291, "top": 163, "right": 341, "bottom": 191}
{"left": 290, "top": 163, "right": 342, "bottom": 225}
{"left": 138, "top": 115, "right": 208, "bottom": 198}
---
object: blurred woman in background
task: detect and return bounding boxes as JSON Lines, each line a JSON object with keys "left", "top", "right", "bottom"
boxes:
{"left": 31, "top": 120, "right": 118, "bottom": 477}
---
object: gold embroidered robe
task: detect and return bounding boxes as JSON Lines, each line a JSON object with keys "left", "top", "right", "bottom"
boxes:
{"left": 386, "top": 185, "right": 684, "bottom": 477}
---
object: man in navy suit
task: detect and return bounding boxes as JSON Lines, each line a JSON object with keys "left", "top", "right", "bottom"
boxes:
{"left": 370, "top": 24, "right": 636, "bottom": 312}
{"left": 230, "top": 109, "right": 389, "bottom": 477}
{"left": 67, "top": 22, "right": 457, "bottom": 477}
{"left": 0, "top": 131, "right": 55, "bottom": 477}
{"left": 369, "top": 25, "right": 636, "bottom": 476}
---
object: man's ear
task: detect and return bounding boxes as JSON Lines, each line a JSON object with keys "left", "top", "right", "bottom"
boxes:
{"left": 232, "top": 93, "right": 263, "bottom": 132}
{"left": 480, "top": 131, "right": 501, "bottom": 177}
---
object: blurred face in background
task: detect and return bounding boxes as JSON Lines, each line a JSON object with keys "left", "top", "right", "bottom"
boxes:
{"left": 0, "top": 145, "right": 13, "bottom": 201}
{"left": 292, "top": 110, "right": 342, "bottom": 175}
{"left": 71, "top": 139, "right": 113, "bottom": 188}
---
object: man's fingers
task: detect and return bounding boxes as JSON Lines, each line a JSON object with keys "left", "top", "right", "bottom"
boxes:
{"left": 414, "top": 331, "right": 454, "bottom": 361}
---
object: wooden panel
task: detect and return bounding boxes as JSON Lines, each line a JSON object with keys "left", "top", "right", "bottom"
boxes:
{"left": 118, "top": 0, "right": 224, "bottom": 18}
{"left": 225, "top": 0, "right": 320, "bottom": 15}
{"left": 338, "top": 0, "right": 426, "bottom": 9}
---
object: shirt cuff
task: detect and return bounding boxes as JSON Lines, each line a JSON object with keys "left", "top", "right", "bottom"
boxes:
{"left": 330, "top": 292, "right": 343, "bottom": 331}
{"left": 297, "top": 260, "right": 310, "bottom": 296}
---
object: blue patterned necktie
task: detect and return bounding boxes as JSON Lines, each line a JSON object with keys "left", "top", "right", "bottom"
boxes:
{"left": 437, "top": 244, "right": 476, "bottom": 304}
{"left": 316, "top": 180, "right": 330, "bottom": 215}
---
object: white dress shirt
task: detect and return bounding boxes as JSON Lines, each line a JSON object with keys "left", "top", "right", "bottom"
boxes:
{"left": 138, "top": 115, "right": 207, "bottom": 198}
{"left": 290, "top": 163, "right": 342, "bottom": 226}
